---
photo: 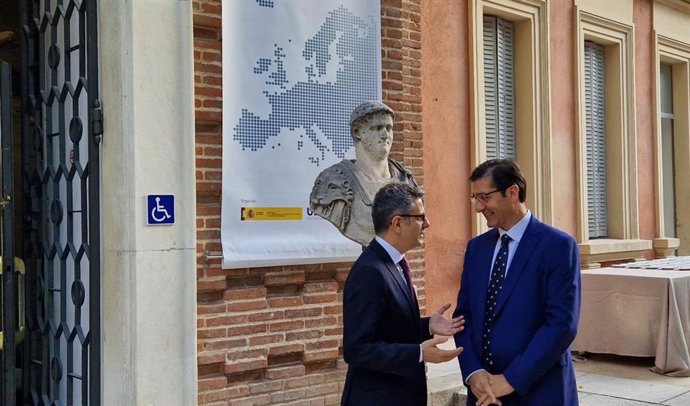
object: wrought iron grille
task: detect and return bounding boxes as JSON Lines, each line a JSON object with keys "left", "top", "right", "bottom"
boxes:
{"left": 1, "top": 61, "right": 20, "bottom": 406}
{"left": 20, "top": 0, "right": 101, "bottom": 404}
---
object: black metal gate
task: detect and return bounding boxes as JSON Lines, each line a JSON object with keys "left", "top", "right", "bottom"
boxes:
{"left": 1, "top": 0, "right": 102, "bottom": 404}
{"left": 1, "top": 60, "right": 21, "bottom": 406}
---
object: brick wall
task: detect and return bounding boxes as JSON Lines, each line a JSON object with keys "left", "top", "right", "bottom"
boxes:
{"left": 194, "top": 0, "right": 423, "bottom": 404}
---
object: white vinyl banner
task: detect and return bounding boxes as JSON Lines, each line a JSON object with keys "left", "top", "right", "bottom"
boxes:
{"left": 221, "top": 0, "right": 381, "bottom": 268}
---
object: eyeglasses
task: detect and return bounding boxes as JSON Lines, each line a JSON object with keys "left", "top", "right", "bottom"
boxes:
{"left": 398, "top": 213, "right": 427, "bottom": 223}
{"left": 469, "top": 188, "right": 503, "bottom": 205}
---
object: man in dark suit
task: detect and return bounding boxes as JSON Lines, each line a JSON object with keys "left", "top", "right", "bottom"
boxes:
{"left": 454, "top": 159, "right": 581, "bottom": 406}
{"left": 341, "top": 182, "right": 465, "bottom": 406}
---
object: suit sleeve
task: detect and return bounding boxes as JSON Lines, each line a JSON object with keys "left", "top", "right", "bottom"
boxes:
{"left": 420, "top": 317, "right": 432, "bottom": 341}
{"left": 503, "top": 234, "right": 581, "bottom": 395}
{"left": 343, "top": 262, "right": 421, "bottom": 379}
{"left": 453, "top": 239, "right": 483, "bottom": 384}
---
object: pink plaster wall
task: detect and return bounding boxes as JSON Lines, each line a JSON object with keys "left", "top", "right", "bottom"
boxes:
{"left": 420, "top": 0, "right": 660, "bottom": 313}
{"left": 420, "top": 0, "right": 470, "bottom": 314}
{"left": 634, "top": 0, "right": 657, "bottom": 242}
{"left": 549, "top": 0, "right": 578, "bottom": 236}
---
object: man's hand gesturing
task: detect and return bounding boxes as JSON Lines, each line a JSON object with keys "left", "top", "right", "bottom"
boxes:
{"left": 429, "top": 303, "right": 465, "bottom": 336}
{"left": 421, "top": 336, "right": 463, "bottom": 363}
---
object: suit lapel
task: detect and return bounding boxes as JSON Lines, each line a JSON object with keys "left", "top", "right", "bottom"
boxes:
{"left": 384, "top": 260, "right": 418, "bottom": 312}
{"left": 369, "top": 240, "right": 417, "bottom": 313}
{"left": 494, "top": 217, "right": 542, "bottom": 315}
{"left": 476, "top": 230, "right": 500, "bottom": 319}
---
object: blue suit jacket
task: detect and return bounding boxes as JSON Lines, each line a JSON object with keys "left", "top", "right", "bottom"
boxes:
{"left": 341, "top": 239, "right": 432, "bottom": 406}
{"left": 453, "top": 216, "right": 581, "bottom": 406}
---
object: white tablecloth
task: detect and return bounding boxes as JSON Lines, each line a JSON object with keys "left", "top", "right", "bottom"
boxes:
{"left": 572, "top": 267, "right": 690, "bottom": 376}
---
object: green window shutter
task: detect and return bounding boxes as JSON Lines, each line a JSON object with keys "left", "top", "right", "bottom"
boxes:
{"left": 483, "top": 15, "right": 515, "bottom": 160}
{"left": 584, "top": 41, "right": 607, "bottom": 238}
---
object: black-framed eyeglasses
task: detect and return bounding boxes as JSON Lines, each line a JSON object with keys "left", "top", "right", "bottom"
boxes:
{"left": 398, "top": 213, "right": 427, "bottom": 223}
{"left": 469, "top": 188, "right": 503, "bottom": 205}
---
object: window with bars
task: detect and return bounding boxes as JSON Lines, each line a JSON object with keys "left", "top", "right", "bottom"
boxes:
{"left": 483, "top": 15, "right": 515, "bottom": 160}
{"left": 584, "top": 41, "right": 607, "bottom": 238}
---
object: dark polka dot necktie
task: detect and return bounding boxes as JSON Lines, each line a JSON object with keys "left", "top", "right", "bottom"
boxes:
{"left": 481, "top": 234, "right": 512, "bottom": 367}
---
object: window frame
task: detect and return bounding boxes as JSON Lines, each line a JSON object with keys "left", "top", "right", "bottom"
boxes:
{"left": 575, "top": 10, "right": 638, "bottom": 242}
{"left": 468, "top": 0, "right": 552, "bottom": 234}
{"left": 574, "top": 9, "right": 648, "bottom": 268}
{"left": 653, "top": 34, "right": 690, "bottom": 256}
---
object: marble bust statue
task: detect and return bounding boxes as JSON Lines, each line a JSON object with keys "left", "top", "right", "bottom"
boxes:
{"left": 309, "top": 101, "right": 419, "bottom": 246}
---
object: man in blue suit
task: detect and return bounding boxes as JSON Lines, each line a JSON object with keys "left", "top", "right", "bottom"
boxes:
{"left": 342, "top": 182, "right": 465, "bottom": 406}
{"left": 454, "top": 159, "right": 581, "bottom": 406}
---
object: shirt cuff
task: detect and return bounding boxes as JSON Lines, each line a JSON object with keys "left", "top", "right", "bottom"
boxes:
{"left": 419, "top": 344, "right": 423, "bottom": 363}
{"left": 465, "top": 369, "right": 486, "bottom": 385}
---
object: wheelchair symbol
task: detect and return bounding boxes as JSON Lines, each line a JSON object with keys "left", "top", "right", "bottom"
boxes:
{"left": 147, "top": 195, "right": 174, "bottom": 225}
{"left": 151, "top": 197, "right": 172, "bottom": 222}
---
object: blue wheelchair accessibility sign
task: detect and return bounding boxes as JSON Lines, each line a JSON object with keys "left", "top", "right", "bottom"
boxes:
{"left": 147, "top": 195, "right": 175, "bottom": 225}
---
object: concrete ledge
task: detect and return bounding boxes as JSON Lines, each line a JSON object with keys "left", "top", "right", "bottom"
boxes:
{"left": 653, "top": 237, "right": 680, "bottom": 258}
{"left": 426, "top": 339, "right": 466, "bottom": 405}
{"left": 427, "top": 374, "right": 466, "bottom": 406}
{"left": 578, "top": 239, "right": 653, "bottom": 269}
{"left": 453, "top": 391, "right": 468, "bottom": 405}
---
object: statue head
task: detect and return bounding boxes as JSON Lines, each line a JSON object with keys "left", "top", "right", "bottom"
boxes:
{"left": 349, "top": 101, "right": 394, "bottom": 136}
{"left": 349, "top": 101, "right": 395, "bottom": 160}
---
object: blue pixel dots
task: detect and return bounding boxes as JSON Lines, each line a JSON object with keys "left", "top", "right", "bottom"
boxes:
{"left": 253, "top": 58, "right": 272, "bottom": 74}
{"left": 233, "top": 6, "right": 380, "bottom": 166}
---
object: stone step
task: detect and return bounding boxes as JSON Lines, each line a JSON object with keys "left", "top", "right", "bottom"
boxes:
{"left": 427, "top": 389, "right": 466, "bottom": 406}
{"left": 453, "top": 391, "right": 467, "bottom": 406}
{"left": 427, "top": 373, "right": 467, "bottom": 406}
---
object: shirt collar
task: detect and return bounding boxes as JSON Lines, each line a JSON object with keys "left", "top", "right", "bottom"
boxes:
{"left": 498, "top": 210, "right": 531, "bottom": 244}
{"left": 375, "top": 235, "right": 404, "bottom": 264}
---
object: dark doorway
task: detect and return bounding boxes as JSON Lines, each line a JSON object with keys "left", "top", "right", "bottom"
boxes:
{"left": 1, "top": 0, "right": 102, "bottom": 404}
{"left": 1, "top": 2, "right": 27, "bottom": 403}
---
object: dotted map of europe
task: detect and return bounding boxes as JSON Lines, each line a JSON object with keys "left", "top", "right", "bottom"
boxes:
{"left": 231, "top": 1, "right": 381, "bottom": 166}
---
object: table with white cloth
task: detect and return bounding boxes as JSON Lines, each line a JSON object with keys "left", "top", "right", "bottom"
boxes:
{"left": 572, "top": 257, "right": 690, "bottom": 377}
